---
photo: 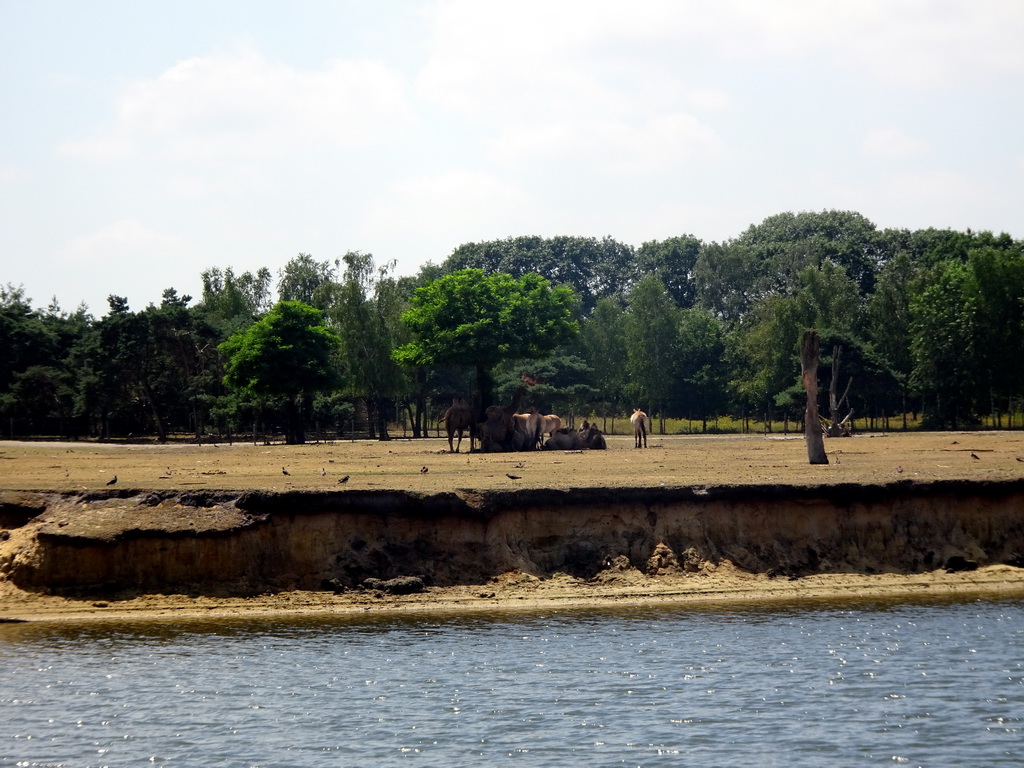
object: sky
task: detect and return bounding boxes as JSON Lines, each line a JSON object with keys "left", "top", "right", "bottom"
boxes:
{"left": 2, "top": 0, "right": 1023, "bottom": 316}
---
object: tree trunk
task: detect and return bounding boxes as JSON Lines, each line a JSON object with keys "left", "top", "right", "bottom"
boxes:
{"left": 801, "top": 330, "right": 829, "bottom": 465}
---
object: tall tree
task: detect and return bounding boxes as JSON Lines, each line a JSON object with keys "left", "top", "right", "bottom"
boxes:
{"left": 578, "top": 297, "right": 628, "bottom": 423}
{"left": 220, "top": 301, "right": 341, "bottom": 444}
{"left": 909, "top": 260, "right": 978, "bottom": 428}
{"left": 277, "top": 253, "right": 337, "bottom": 308}
{"left": 624, "top": 276, "right": 678, "bottom": 428}
{"left": 636, "top": 235, "right": 703, "bottom": 308}
{"left": 442, "top": 235, "right": 634, "bottom": 312}
{"left": 674, "top": 308, "right": 728, "bottom": 432}
{"left": 393, "top": 269, "right": 578, "bottom": 415}
{"left": 329, "top": 253, "right": 410, "bottom": 440}
{"left": 199, "top": 266, "right": 272, "bottom": 334}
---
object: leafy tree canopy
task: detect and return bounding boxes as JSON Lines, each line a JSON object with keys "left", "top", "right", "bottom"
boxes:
{"left": 220, "top": 300, "right": 341, "bottom": 400}
{"left": 393, "top": 269, "right": 578, "bottom": 370}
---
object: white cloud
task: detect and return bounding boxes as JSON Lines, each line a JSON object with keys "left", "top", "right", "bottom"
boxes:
{"left": 362, "top": 170, "right": 527, "bottom": 251}
{"left": 60, "top": 219, "right": 196, "bottom": 266}
{"left": 0, "top": 165, "right": 32, "bottom": 184}
{"left": 862, "top": 128, "right": 926, "bottom": 158}
{"left": 488, "top": 113, "right": 727, "bottom": 174}
{"left": 58, "top": 47, "right": 413, "bottom": 162}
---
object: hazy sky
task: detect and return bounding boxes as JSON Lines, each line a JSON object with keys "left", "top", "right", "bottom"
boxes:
{"left": 2, "top": 0, "right": 1022, "bottom": 315}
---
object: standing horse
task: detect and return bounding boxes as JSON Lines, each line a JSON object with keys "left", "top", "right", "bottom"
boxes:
{"left": 630, "top": 408, "right": 649, "bottom": 448}
{"left": 439, "top": 397, "right": 473, "bottom": 452}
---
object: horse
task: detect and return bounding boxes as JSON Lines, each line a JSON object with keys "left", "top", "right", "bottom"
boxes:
{"left": 438, "top": 397, "right": 473, "bottom": 453}
{"left": 538, "top": 414, "right": 561, "bottom": 448}
{"left": 630, "top": 408, "right": 649, "bottom": 448}
{"left": 511, "top": 409, "right": 544, "bottom": 451}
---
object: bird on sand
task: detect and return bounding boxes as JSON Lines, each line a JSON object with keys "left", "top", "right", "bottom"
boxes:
{"left": 896, "top": 466, "right": 904, "bottom": 474}
{"left": 971, "top": 453, "right": 980, "bottom": 460}
{"left": 106, "top": 475, "right": 118, "bottom": 485}
{"left": 506, "top": 473, "right": 522, "bottom": 480}
{"left": 338, "top": 475, "right": 349, "bottom": 484}
{"left": 420, "top": 466, "right": 429, "bottom": 474}
{"left": 282, "top": 467, "right": 290, "bottom": 476}
{"left": 320, "top": 467, "right": 326, "bottom": 476}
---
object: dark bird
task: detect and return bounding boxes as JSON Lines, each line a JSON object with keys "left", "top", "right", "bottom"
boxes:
{"left": 106, "top": 475, "right": 118, "bottom": 485}
{"left": 282, "top": 467, "right": 290, "bottom": 476}
{"left": 420, "top": 466, "right": 429, "bottom": 474}
{"left": 971, "top": 453, "right": 980, "bottom": 460}
{"left": 506, "top": 473, "right": 521, "bottom": 480}
{"left": 338, "top": 475, "right": 349, "bottom": 484}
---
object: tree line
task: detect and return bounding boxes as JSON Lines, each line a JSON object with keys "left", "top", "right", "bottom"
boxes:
{"left": 2, "top": 210, "right": 1022, "bottom": 443}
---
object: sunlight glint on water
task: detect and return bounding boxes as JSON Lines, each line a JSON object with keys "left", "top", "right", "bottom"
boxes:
{"left": 1, "top": 597, "right": 1022, "bottom": 767}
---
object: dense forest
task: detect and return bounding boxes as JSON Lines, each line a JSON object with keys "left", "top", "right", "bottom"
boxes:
{"left": 3, "top": 210, "right": 1023, "bottom": 443}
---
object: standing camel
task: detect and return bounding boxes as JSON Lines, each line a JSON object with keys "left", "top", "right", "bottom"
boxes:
{"left": 438, "top": 397, "right": 473, "bottom": 453}
{"left": 630, "top": 408, "right": 649, "bottom": 448}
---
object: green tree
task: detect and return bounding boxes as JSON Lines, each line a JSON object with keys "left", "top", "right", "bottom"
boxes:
{"left": 968, "top": 244, "right": 1024, "bottom": 424}
{"left": 867, "top": 251, "right": 920, "bottom": 426}
{"left": 624, "top": 276, "right": 678, "bottom": 428}
{"left": 393, "top": 269, "right": 578, "bottom": 413}
{"left": 442, "top": 235, "right": 634, "bottom": 312}
{"left": 277, "top": 253, "right": 337, "bottom": 308}
{"left": 220, "top": 301, "right": 341, "bottom": 444}
{"left": 729, "top": 295, "right": 804, "bottom": 429}
{"left": 636, "top": 235, "right": 703, "bottom": 308}
{"left": 674, "top": 309, "right": 728, "bottom": 431}
{"left": 329, "top": 253, "right": 411, "bottom": 440}
{"left": 578, "top": 297, "right": 628, "bottom": 423}
{"left": 199, "top": 266, "right": 272, "bottom": 334}
{"left": 909, "top": 260, "right": 978, "bottom": 428}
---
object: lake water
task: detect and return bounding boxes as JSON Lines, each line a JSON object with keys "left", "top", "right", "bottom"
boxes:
{"left": 1, "top": 596, "right": 1022, "bottom": 767}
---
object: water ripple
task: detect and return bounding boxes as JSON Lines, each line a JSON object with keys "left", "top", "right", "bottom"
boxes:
{"left": 1, "top": 597, "right": 1021, "bottom": 767}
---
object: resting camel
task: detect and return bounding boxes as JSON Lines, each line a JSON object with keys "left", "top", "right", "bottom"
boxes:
{"left": 438, "top": 396, "right": 473, "bottom": 453}
{"left": 478, "top": 387, "right": 526, "bottom": 452}
{"left": 630, "top": 408, "right": 649, "bottom": 448}
{"left": 543, "top": 423, "right": 607, "bottom": 450}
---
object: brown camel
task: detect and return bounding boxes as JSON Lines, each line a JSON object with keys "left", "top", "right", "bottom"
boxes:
{"left": 478, "top": 387, "right": 526, "bottom": 452}
{"left": 438, "top": 396, "right": 473, "bottom": 453}
{"left": 543, "top": 423, "right": 608, "bottom": 450}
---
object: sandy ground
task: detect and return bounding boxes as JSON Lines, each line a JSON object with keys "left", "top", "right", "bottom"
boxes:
{"left": 4, "top": 429, "right": 1024, "bottom": 493}
{"left": 3, "top": 431, "right": 1024, "bottom": 622}
{"left": 3, "top": 564, "right": 1023, "bottom": 624}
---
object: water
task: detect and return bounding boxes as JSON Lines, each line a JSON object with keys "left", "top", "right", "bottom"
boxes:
{"left": 1, "top": 597, "right": 1022, "bottom": 767}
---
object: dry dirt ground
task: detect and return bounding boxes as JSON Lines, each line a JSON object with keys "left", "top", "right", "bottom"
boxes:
{"left": 3, "top": 431, "right": 1024, "bottom": 622}
{"left": 4, "top": 429, "right": 1024, "bottom": 494}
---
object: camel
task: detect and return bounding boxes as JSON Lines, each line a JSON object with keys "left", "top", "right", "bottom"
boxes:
{"left": 477, "top": 387, "right": 526, "bottom": 452}
{"left": 543, "top": 423, "right": 607, "bottom": 450}
{"left": 580, "top": 422, "right": 607, "bottom": 449}
{"left": 438, "top": 397, "right": 473, "bottom": 453}
{"left": 630, "top": 408, "right": 649, "bottom": 448}
{"left": 544, "top": 427, "right": 585, "bottom": 450}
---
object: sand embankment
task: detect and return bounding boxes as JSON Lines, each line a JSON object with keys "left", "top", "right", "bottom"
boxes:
{"left": 2, "top": 479, "right": 1024, "bottom": 621}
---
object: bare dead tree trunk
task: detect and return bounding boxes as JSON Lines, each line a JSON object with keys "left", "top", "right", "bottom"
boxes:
{"left": 801, "top": 330, "right": 829, "bottom": 465}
